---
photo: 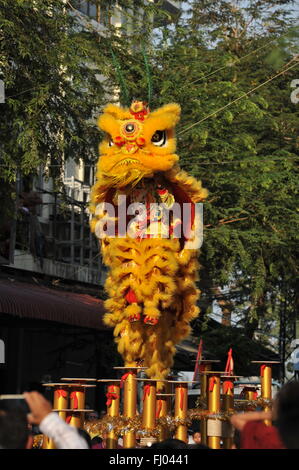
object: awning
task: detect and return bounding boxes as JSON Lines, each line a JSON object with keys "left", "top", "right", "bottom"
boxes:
{"left": 0, "top": 279, "right": 107, "bottom": 330}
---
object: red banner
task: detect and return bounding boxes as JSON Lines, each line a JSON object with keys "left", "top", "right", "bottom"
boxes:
{"left": 56, "top": 389, "right": 67, "bottom": 399}
{"left": 260, "top": 364, "right": 267, "bottom": 377}
{"left": 180, "top": 388, "right": 186, "bottom": 410}
{"left": 70, "top": 391, "right": 79, "bottom": 409}
{"left": 143, "top": 384, "right": 151, "bottom": 402}
{"left": 156, "top": 399, "right": 163, "bottom": 418}
{"left": 225, "top": 348, "right": 234, "bottom": 376}
{"left": 120, "top": 371, "right": 134, "bottom": 388}
{"left": 223, "top": 380, "right": 234, "bottom": 394}
{"left": 209, "top": 377, "right": 217, "bottom": 392}
{"left": 106, "top": 385, "right": 119, "bottom": 407}
{"left": 192, "top": 339, "right": 203, "bottom": 382}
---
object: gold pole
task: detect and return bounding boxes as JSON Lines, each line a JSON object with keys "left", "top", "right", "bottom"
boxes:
{"left": 247, "top": 388, "right": 258, "bottom": 401}
{"left": 200, "top": 363, "right": 211, "bottom": 446}
{"left": 42, "top": 435, "right": 56, "bottom": 449}
{"left": 207, "top": 375, "right": 221, "bottom": 449}
{"left": 156, "top": 394, "right": 169, "bottom": 441}
{"left": 156, "top": 392, "right": 174, "bottom": 442}
{"left": 174, "top": 384, "right": 188, "bottom": 443}
{"left": 221, "top": 380, "right": 234, "bottom": 449}
{"left": 69, "top": 386, "right": 85, "bottom": 428}
{"left": 166, "top": 377, "right": 174, "bottom": 418}
{"left": 106, "top": 382, "right": 120, "bottom": 449}
{"left": 142, "top": 381, "right": 157, "bottom": 430}
{"left": 43, "top": 384, "right": 69, "bottom": 448}
{"left": 261, "top": 364, "right": 272, "bottom": 426}
{"left": 241, "top": 386, "right": 258, "bottom": 405}
{"left": 200, "top": 364, "right": 211, "bottom": 400}
{"left": 123, "top": 372, "right": 137, "bottom": 448}
{"left": 67, "top": 412, "right": 82, "bottom": 429}
{"left": 53, "top": 386, "right": 68, "bottom": 421}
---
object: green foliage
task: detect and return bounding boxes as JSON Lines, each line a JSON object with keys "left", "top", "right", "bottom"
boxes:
{"left": 0, "top": 0, "right": 105, "bottom": 182}
{"left": 149, "top": 0, "right": 298, "bottom": 357}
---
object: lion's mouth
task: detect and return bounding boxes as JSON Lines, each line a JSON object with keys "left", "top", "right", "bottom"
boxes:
{"left": 111, "top": 158, "right": 142, "bottom": 170}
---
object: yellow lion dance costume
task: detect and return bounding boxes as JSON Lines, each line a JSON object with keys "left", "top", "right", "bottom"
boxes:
{"left": 90, "top": 101, "right": 207, "bottom": 383}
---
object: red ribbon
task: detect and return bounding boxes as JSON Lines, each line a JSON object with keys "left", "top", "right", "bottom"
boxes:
{"left": 192, "top": 338, "right": 203, "bottom": 382}
{"left": 223, "top": 381, "right": 234, "bottom": 394}
{"left": 180, "top": 388, "right": 185, "bottom": 410}
{"left": 106, "top": 385, "right": 118, "bottom": 407}
{"left": 143, "top": 384, "right": 151, "bottom": 402}
{"left": 70, "top": 391, "right": 79, "bottom": 409}
{"left": 225, "top": 348, "right": 234, "bottom": 375}
{"left": 66, "top": 414, "right": 72, "bottom": 424}
{"left": 156, "top": 399, "right": 163, "bottom": 418}
{"left": 120, "top": 371, "right": 134, "bottom": 388}
{"left": 261, "top": 365, "right": 267, "bottom": 377}
{"left": 56, "top": 389, "right": 67, "bottom": 399}
{"left": 209, "top": 377, "right": 218, "bottom": 392}
{"left": 253, "top": 391, "right": 258, "bottom": 400}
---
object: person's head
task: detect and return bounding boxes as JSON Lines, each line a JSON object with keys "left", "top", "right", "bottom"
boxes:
{"left": 276, "top": 381, "right": 299, "bottom": 449}
{"left": 91, "top": 436, "right": 103, "bottom": 445}
{"left": 0, "top": 409, "right": 32, "bottom": 449}
{"left": 150, "top": 438, "right": 188, "bottom": 449}
{"left": 192, "top": 431, "right": 201, "bottom": 444}
{"left": 87, "top": 411, "right": 99, "bottom": 421}
{"left": 91, "top": 435, "right": 104, "bottom": 449}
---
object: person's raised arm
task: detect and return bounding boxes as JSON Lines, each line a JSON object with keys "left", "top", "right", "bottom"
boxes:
{"left": 230, "top": 410, "right": 273, "bottom": 431}
{"left": 24, "top": 391, "right": 88, "bottom": 449}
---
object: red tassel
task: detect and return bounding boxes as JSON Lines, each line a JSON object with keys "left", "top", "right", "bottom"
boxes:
{"left": 223, "top": 381, "right": 234, "bottom": 394}
{"left": 143, "top": 384, "right": 151, "bottom": 402}
{"left": 120, "top": 371, "right": 134, "bottom": 388}
{"left": 125, "top": 288, "right": 138, "bottom": 304}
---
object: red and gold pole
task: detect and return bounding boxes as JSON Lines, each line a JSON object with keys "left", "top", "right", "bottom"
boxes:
{"left": 98, "top": 379, "right": 121, "bottom": 449}
{"left": 221, "top": 376, "right": 240, "bottom": 449}
{"left": 59, "top": 378, "right": 96, "bottom": 429}
{"left": 252, "top": 361, "right": 280, "bottom": 426}
{"left": 198, "top": 360, "right": 220, "bottom": 446}
{"left": 42, "top": 382, "right": 72, "bottom": 449}
{"left": 53, "top": 385, "right": 69, "bottom": 421}
{"left": 138, "top": 378, "right": 168, "bottom": 447}
{"left": 141, "top": 379, "right": 157, "bottom": 430}
{"left": 114, "top": 366, "right": 146, "bottom": 449}
{"left": 261, "top": 364, "right": 272, "bottom": 426}
{"left": 206, "top": 372, "right": 223, "bottom": 449}
{"left": 69, "top": 385, "right": 85, "bottom": 428}
{"left": 169, "top": 381, "right": 191, "bottom": 444}
{"left": 156, "top": 393, "right": 174, "bottom": 441}
{"left": 240, "top": 385, "right": 259, "bottom": 410}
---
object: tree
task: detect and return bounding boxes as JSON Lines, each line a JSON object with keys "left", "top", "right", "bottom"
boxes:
{"left": 148, "top": 0, "right": 298, "bottom": 366}
{"left": 0, "top": 0, "right": 165, "bottom": 258}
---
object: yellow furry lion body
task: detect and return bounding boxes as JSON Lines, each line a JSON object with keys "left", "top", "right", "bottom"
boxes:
{"left": 90, "top": 101, "right": 207, "bottom": 382}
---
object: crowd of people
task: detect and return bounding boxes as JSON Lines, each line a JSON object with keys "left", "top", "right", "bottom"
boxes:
{"left": 1, "top": 381, "right": 299, "bottom": 449}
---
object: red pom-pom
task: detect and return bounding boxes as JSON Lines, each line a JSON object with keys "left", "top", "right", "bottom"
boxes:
{"left": 114, "top": 135, "right": 125, "bottom": 146}
{"left": 125, "top": 288, "right": 138, "bottom": 304}
{"left": 136, "top": 136, "right": 145, "bottom": 146}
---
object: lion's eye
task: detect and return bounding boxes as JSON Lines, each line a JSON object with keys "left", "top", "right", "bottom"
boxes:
{"left": 151, "top": 130, "right": 167, "bottom": 147}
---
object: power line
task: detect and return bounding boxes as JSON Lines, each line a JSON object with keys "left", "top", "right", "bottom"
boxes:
{"left": 180, "top": 31, "right": 295, "bottom": 89}
{"left": 178, "top": 59, "right": 299, "bottom": 136}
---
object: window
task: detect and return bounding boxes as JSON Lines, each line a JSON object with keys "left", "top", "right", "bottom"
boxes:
{"left": 73, "top": 1, "right": 99, "bottom": 21}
